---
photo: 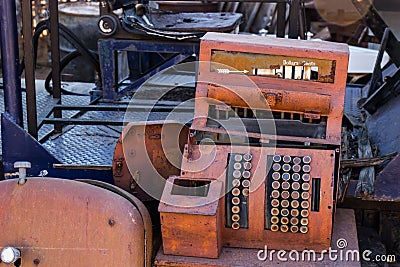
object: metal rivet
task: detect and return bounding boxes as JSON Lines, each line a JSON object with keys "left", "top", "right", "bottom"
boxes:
{"left": 290, "top": 217, "right": 299, "bottom": 225}
{"left": 283, "top": 155, "right": 291, "bottom": 163}
{"left": 301, "top": 209, "right": 309, "bottom": 217}
{"left": 291, "top": 209, "right": 299, "bottom": 217}
{"left": 293, "top": 157, "right": 302, "bottom": 165}
{"left": 281, "top": 191, "right": 290, "bottom": 199}
{"left": 271, "top": 199, "right": 280, "bottom": 207}
{"left": 273, "top": 155, "right": 281, "bottom": 162}
{"left": 234, "top": 154, "right": 243, "bottom": 162}
{"left": 292, "top": 173, "right": 300, "bottom": 181}
{"left": 301, "top": 218, "right": 309, "bottom": 225}
{"left": 243, "top": 162, "right": 252, "bottom": 170}
{"left": 271, "top": 216, "right": 279, "bottom": 224}
{"left": 301, "top": 201, "right": 310, "bottom": 209}
{"left": 243, "top": 153, "right": 252, "bottom": 161}
{"left": 242, "top": 171, "right": 251, "bottom": 179}
{"left": 291, "top": 191, "right": 300, "bottom": 199}
{"left": 291, "top": 225, "right": 299, "bottom": 233}
{"left": 232, "top": 197, "right": 241, "bottom": 205}
{"left": 282, "top": 164, "right": 291, "bottom": 172}
{"left": 242, "top": 179, "right": 251, "bottom": 188}
{"left": 271, "top": 225, "right": 279, "bottom": 232}
{"left": 281, "top": 209, "right": 289, "bottom": 216}
{"left": 292, "top": 182, "right": 300, "bottom": 190}
{"left": 233, "top": 170, "right": 241, "bottom": 179}
{"left": 281, "top": 200, "right": 290, "bottom": 208}
{"left": 272, "top": 181, "right": 280, "bottom": 190}
{"left": 300, "top": 226, "right": 308, "bottom": 234}
{"left": 232, "top": 188, "right": 241, "bottom": 196}
{"left": 303, "top": 156, "right": 312, "bottom": 164}
{"left": 291, "top": 200, "right": 299, "bottom": 209}
{"left": 271, "top": 190, "right": 280, "bottom": 198}
{"left": 233, "top": 162, "right": 242, "bottom": 170}
{"left": 232, "top": 214, "right": 240, "bottom": 222}
{"left": 302, "top": 183, "right": 310, "bottom": 191}
{"left": 302, "top": 165, "right": 311, "bottom": 173}
{"left": 301, "top": 191, "right": 310, "bottom": 199}
{"left": 292, "top": 164, "right": 301, "bottom": 173}
{"left": 282, "top": 173, "right": 290, "bottom": 181}
{"left": 242, "top": 188, "right": 249, "bottom": 197}
{"left": 282, "top": 181, "right": 290, "bottom": 190}
{"left": 302, "top": 173, "right": 311, "bottom": 181}
{"left": 232, "top": 179, "right": 241, "bottom": 187}
{"left": 232, "top": 222, "right": 240, "bottom": 230}
{"left": 281, "top": 225, "right": 289, "bottom": 232}
{"left": 272, "top": 163, "right": 281, "bottom": 171}
{"left": 232, "top": 206, "right": 240, "bottom": 214}
{"left": 272, "top": 172, "right": 280, "bottom": 180}
{"left": 281, "top": 217, "right": 289, "bottom": 224}
{"left": 271, "top": 208, "right": 280, "bottom": 216}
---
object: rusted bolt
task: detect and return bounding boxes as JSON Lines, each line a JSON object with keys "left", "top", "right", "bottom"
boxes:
{"left": 14, "top": 161, "right": 31, "bottom": 185}
{"left": 33, "top": 258, "right": 40, "bottom": 265}
{"left": 108, "top": 219, "right": 115, "bottom": 226}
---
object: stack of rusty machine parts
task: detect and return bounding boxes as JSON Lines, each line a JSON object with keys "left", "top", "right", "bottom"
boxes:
{"left": 158, "top": 32, "right": 349, "bottom": 259}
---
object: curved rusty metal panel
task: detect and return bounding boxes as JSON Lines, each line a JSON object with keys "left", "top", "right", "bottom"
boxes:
{"left": 77, "top": 179, "right": 153, "bottom": 267}
{"left": 0, "top": 178, "right": 146, "bottom": 267}
{"left": 113, "top": 121, "right": 189, "bottom": 201}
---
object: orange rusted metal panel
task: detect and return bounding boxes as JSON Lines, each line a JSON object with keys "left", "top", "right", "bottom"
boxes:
{"left": 169, "top": 145, "right": 336, "bottom": 252}
{"left": 113, "top": 121, "right": 189, "bottom": 201}
{"left": 159, "top": 177, "right": 223, "bottom": 258}
{"left": 0, "top": 178, "right": 149, "bottom": 267}
{"left": 207, "top": 84, "right": 331, "bottom": 115}
{"left": 193, "top": 32, "right": 349, "bottom": 145}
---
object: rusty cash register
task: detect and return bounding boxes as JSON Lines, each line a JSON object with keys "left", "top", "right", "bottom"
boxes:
{"left": 158, "top": 32, "right": 349, "bottom": 258}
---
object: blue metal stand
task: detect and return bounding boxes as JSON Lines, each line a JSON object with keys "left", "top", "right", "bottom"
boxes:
{"left": 2, "top": 113, "right": 113, "bottom": 183}
{"left": 99, "top": 39, "right": 199, "bottom": 101}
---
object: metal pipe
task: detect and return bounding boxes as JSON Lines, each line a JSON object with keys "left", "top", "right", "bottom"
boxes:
{"left": 49, "top": 0, "right": 62, "bottom": 132}
{"left": 21, "top": 0, "right": 38, "bottom": 138}
{"left": 0, "top": 0, "right": 23, "bottom": 126}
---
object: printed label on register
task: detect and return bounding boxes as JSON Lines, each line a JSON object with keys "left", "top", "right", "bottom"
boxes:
{"left": 283, "top": 60, "right": 316, "bottom": 66}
